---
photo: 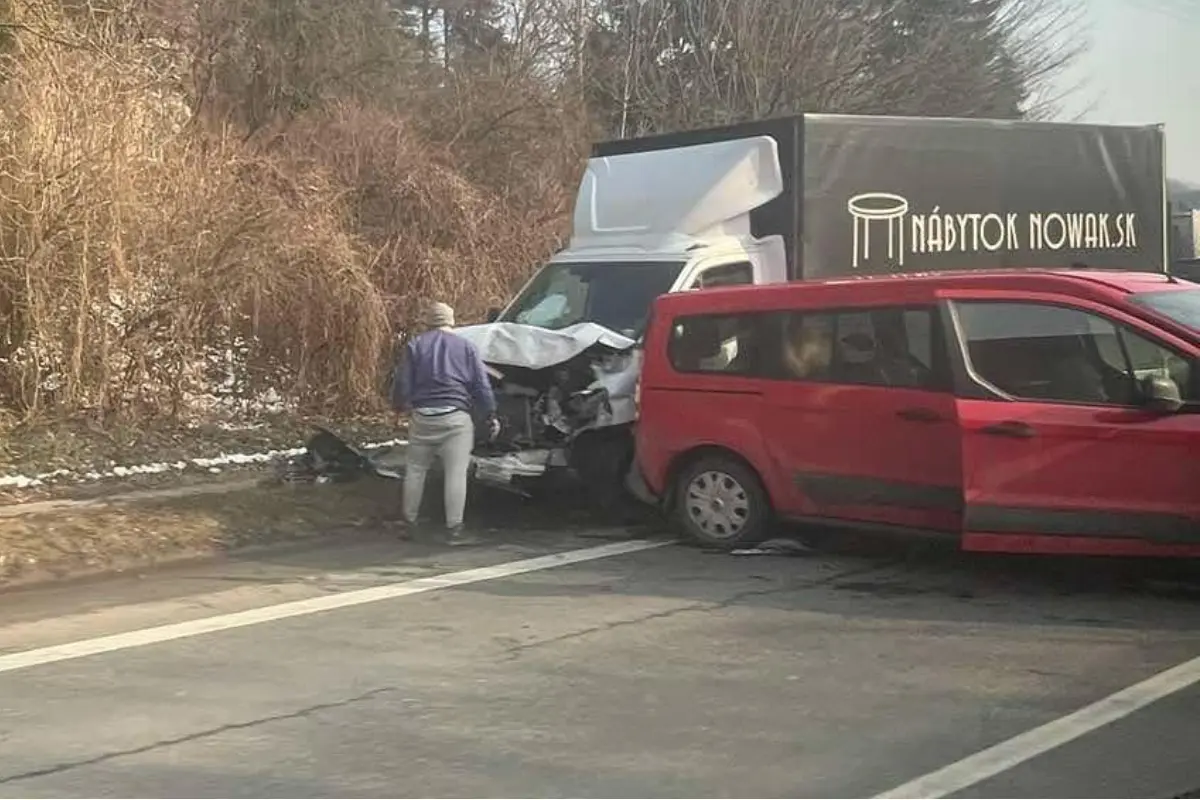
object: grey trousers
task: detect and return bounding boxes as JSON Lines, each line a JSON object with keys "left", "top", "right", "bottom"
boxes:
{"left": 402, "top": 410, "right": 475, "bottom": 529}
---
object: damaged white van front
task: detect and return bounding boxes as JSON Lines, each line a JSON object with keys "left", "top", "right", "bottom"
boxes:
{"left": 453, "top": 320, "right": 643, "bottom": 494}
{"left": 452, "top": 133, "right": 791, "bottom": 505}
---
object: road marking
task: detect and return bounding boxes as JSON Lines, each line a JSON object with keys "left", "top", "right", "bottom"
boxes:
{"left": 0, "top": 539, "right": 669, "bottom": 675}
{"left": 874, "top": 653, "right": 1200, "bottom": 798}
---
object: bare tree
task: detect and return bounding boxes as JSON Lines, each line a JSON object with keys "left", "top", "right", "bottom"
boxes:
{"left": 581, "top": 0, "right": 1084, "bottom": 138}
{"left": 168, "top": 0, "right": 421, "bottom": 135}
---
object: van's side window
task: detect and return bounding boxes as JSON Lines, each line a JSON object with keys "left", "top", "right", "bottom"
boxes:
{"left": 668, "top": 313, "right": 765, "bottom": 375}
{"left": 693, "top": 262, "right": 754, "bottom": 290}
{"left": 954, "top": 301, "right": 1193, "bottom": 405}
{"left": 777, "top": 307, "right": 942, "bottom": 390}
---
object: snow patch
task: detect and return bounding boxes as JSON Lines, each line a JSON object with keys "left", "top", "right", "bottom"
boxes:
{"left": 0, "top": 438, "right": 408, "bottom": 490}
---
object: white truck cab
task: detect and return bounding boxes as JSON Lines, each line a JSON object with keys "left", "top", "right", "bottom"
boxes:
{"left": 493, "top": 134, "right": 789, "bottom": 335}
{"left": 454, "top": 135, "right": 789, "bottom": 499}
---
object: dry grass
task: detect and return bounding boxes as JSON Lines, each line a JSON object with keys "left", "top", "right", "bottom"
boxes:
{"left": 0, "top": 10, "right": 388, "bottom": 418}
{"left": 0, "top": 477, "right": 396, "bottom": 586}
{"left": 277, "top": 101, "right": 580, "bottom": 331}
{"left": 0, "top": 0, "right": 585, "bottom": 429}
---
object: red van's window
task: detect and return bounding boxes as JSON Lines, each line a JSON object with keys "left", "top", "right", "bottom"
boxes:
{"left": 776, "top": 308, "right": 940, "bottom": 390}
{"left": 668, "top": 314, "right": 767, "bottom": 375}
{"left": 667, "top": 306, "right": 945, "bottom": 391}
{"left": 955, "top": 301, "right": 1193, "bottom": 405}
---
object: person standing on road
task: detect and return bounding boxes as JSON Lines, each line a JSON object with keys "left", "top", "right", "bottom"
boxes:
{"left": 391, "top": 301, "right": 500, "bottom": 546}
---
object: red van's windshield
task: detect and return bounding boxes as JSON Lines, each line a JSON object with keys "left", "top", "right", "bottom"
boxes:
{"left": 1129, "top": 288, "right": 1200, "bottom": 333}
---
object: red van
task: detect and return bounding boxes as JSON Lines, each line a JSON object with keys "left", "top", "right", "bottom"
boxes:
{"left": 634, "top": 270, "right": 1200, "bottom": 557}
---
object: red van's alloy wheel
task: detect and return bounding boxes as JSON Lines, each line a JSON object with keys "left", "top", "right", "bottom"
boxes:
{"left": 674, "top": 456, "right": 770, "bottom": 548}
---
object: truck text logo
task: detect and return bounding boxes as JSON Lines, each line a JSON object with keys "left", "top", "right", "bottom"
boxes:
{"left": 847, "top": 192, "right": 1141, "bottom": 269}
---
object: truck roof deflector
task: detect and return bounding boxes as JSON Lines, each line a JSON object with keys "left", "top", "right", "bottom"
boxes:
{"left": 572, "top": 136, "right": 785, "bottom": 246}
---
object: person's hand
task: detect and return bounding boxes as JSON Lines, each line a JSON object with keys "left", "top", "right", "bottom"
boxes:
{"left": 487, "top": 416, "right": 501, "bottom": 441}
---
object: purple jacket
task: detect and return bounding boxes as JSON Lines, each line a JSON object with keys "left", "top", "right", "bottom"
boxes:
{"left": 391, "top": 329, "right": 496, "bottom": 416}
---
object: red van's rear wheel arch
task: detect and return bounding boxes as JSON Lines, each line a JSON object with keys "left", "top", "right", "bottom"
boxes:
{"left": 672, "top": 454, "right": 772, "bottom": 548}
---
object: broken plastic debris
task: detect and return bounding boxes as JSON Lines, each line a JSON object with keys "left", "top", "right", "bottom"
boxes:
{"left": 472, "top": 450, "right": 551, "bottom": 484}
{"left": 730, "top": 538, "right": 814, "bottom": 556}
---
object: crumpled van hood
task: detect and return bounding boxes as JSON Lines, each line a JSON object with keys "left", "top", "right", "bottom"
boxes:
{"left": 454, "top": 321, "right": 637, "bottom": 370}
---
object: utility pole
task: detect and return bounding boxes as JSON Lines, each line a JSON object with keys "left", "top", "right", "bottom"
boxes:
{"left": 577, "top": 0, "right": 587, "bottom": 83}
{"left": 618, "top": 0, "right": 646, "bottom": 138}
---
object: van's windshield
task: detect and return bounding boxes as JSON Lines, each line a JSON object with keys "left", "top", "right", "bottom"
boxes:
{"left": 1129, "top": 288, "right": 1200, "bottom": 333}
{"left": 500, "top": 260, "right": 686, "bottom": 339}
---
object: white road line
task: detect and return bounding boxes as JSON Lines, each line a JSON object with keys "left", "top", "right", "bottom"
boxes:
{"left": 0, "top": 539, "right": 669, "bottom": 675}
{"left": 874, "top": 653, "right": 1200, "bottom": 799}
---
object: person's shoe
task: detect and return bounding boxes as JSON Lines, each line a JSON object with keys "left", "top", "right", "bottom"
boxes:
{"left": 384, "top": 517, "right": 418, "bottom": 540}
{"left": 444, "top": 525, "right": 482, "bottom": 547}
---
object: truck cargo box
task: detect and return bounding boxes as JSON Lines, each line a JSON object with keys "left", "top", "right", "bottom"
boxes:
{"left": 595, "top": 114, "right": 1167, "bottom": 279}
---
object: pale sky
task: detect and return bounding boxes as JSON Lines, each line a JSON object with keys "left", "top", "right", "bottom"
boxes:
{"left": 1051, "top": 0, "right": 1200, "bottom": 185}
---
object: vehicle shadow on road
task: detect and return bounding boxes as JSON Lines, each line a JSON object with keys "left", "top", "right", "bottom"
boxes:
{"left": 453, "top": 503, "right": 1200, "bottom": 633}
{"left": 193, "top": 477, "right": 1200, "bottom": 634}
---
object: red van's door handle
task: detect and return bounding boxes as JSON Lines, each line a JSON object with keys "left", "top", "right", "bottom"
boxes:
{"left": 896, "top": 407, "right": 943, "bottom": 423}
{"left": 980, "top": 420, "right": 1037, "bottom": 439}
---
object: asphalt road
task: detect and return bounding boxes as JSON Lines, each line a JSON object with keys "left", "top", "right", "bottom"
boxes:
{"left": 1, "top": 492, "right": 1198, "bottom": 798}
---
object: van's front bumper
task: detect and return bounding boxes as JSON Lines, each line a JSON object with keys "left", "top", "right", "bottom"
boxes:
{"left": 472, "top": 449, "right": 555, "bottom": 488}
{"left": 370, "top": 442, "right": 559, "bottom": 492}
{"left": 624, "top": 463, "right": 658, "bottom": 506}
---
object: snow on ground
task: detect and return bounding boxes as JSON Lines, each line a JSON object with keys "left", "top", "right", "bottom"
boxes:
{"left": 0, "top": 438, "right": 408, "bottom": 491}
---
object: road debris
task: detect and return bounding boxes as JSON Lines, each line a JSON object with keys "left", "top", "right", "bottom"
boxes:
{"left": 729, "top": 537, "right": 815, "bottom": 557}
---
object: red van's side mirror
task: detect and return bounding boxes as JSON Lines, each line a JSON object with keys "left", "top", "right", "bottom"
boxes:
{"left": 1141, "top": 375, "right": 1183, "bottom": 414}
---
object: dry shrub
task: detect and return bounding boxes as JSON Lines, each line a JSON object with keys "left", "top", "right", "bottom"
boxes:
{"left": 276, "top": 100, "right": 580, "bottom": 335}
{"left": 0, "top": 1, "right": 183, "bottom": 414}
{"left": 0, "top": 0, "right": 592, "bottom": 426}
{"left": 135, "top": 138, "right": 390, "bottom": 416}
{"left": 0, "top": 1, "right": 389, "bottom": 419}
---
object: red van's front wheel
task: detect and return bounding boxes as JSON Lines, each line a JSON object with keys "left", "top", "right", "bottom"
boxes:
{"left": 673, "top": 456, "right": 771, "bottom": 548}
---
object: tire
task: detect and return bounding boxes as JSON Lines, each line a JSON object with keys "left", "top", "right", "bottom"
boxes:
{"left": 672, "top": 455, "right": 771, "bottom": 548}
